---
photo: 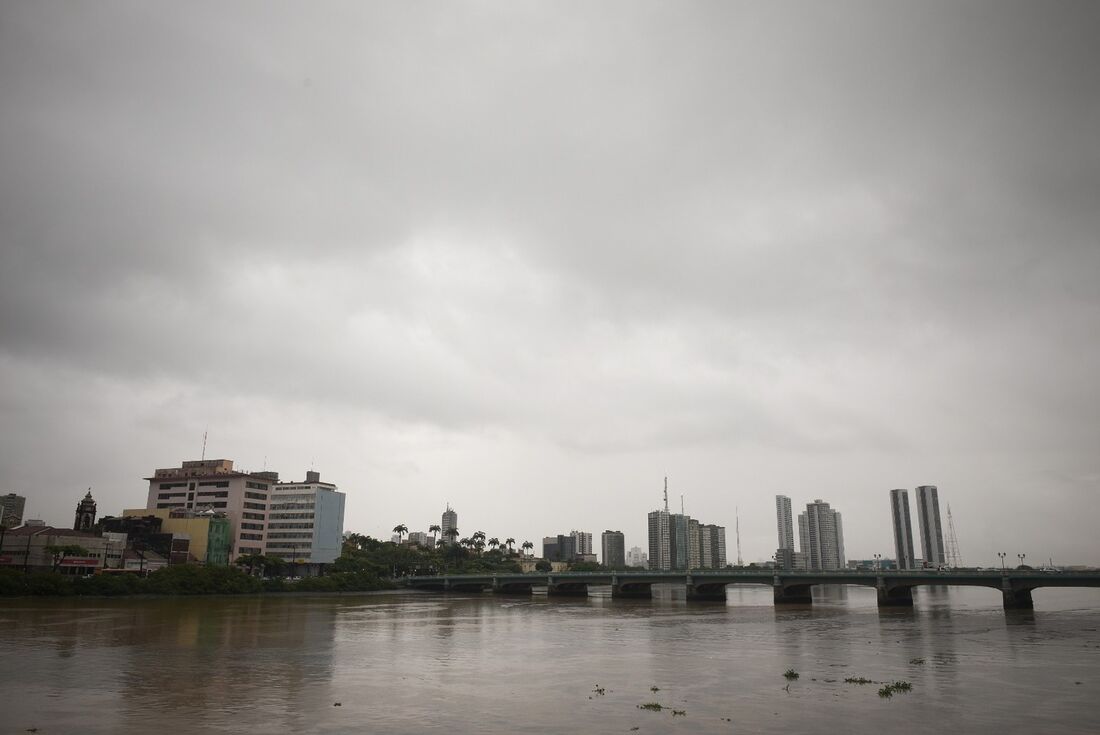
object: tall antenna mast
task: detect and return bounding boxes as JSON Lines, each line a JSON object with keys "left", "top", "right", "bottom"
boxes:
{"left": 663, "top": 477, "right": 669, "bottom": 512}
{"left": 201, "top": 430, "right": 208, "bottom": 461}
{"left": 945, "top": 503, "right": 962, "bottom": 567}
{"left": 680, "top": 494, "right": 684, "bottom": 515}
{"left": 736, "top": 506, "right": 744, "bottom": 566}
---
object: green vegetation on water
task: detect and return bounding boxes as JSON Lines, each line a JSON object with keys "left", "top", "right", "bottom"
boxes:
{"left": 637, "top": 703, "right": 664, "bottom": 712}
{"left": 878, "top": 681, "right": 913, "bottom": 698}
{"left": 783, "top": 669, "right": 800, "bottom": 680}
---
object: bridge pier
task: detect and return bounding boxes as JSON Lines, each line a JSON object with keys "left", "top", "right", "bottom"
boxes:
{"left": 611, "top": 584, "right": 653, "bottom": 599}
{"left": 1002, "top": 587, "right": 1034, "bottom": 610}
{"left": 773, "top": 583, "right": 813, "bottom": 605}
{"left": 687, "top": 584, "right": 728, "bottom": 602}
{"left": 546, "top": 584, "right": 589, "bottom": 597}
{"left": 876, "top": 584, "right": 914, "bottom": 607}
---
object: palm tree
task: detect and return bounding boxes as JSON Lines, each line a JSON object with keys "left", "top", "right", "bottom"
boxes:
{"left": 505, "top": 538, "right": 516, "bottom": 555}
{"left": 392, "top": 524, "right": 408, "bottom": 544}
{"left": 429, "top": 524, "right": 441, "bottom": 544}
{"left": 444, "top": 527, "right": 459, "bottom": 546}
{"left": 521, "top": 540, "right": 534, "bottom": 557}
{"left": 488, "top": 537, "right": 500, "bottom": 552}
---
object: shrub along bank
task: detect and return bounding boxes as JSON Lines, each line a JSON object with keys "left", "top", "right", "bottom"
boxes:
{"left": 0, "top": 565, "right": 394, "bottom": 597}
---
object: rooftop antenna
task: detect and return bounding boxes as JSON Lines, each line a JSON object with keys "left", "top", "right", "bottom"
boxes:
{"left": 736, "top": 506, "right": 744, "bottom": 566}
{"left": 945, "top": 503, "right": 962, "bottom": 567}
{"left": 663, "top": 477, "right": 669, "bottom": 512}
{"left": 201, "top": 429, "right": 208, "bottom": 461}
{"left": 680, "top": 494, "right": 684, "bottom": 515}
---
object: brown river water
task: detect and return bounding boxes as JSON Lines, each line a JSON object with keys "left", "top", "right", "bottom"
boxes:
{"left": 1, "top": 585, "right": 1099, "bottom": 734}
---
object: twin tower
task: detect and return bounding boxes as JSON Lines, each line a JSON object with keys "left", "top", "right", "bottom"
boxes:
{"left": 890, "top": 486, "right": 949, "bottom": 569}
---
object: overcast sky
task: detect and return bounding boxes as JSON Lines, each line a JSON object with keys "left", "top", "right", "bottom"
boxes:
{"left": 2, "top": 2, "right": 1098, "bottom": 566}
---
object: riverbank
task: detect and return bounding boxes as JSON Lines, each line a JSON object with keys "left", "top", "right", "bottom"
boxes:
{"left": 0, "top": 566, "right": 396, "bottom": 597}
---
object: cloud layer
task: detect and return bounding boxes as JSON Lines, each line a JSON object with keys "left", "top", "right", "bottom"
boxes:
{"left": 2, "top": 2, "right": 1099, "bottom": 564}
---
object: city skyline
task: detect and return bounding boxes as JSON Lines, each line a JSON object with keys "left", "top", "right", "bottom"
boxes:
{"left": 2, "top": 4, "right": 1099, "bottom": 566}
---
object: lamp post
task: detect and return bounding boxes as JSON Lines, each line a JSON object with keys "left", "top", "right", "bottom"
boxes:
{"left": 1017, "top": 553, "right": 1026, "bottom": 569}
{"left": 873, "top": 553, "right": 882, "bottom": 572}
{"left": 997, "top": 552, "right": 1006, "bottom": 572}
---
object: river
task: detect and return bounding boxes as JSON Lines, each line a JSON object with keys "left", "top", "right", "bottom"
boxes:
{"left": 1, "top": 585, "right": 1098, "bottom": 733}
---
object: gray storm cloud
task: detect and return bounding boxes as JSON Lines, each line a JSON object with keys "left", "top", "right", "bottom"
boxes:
{"left": 1, "top": 1, "right": 1098, "bottom": 564}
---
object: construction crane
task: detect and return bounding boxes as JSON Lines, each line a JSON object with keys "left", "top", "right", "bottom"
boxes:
{"left": 735, "top": 506, "right": 744, "bottom": 567}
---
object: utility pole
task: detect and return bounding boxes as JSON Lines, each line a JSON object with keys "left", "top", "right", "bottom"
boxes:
{"left": 663, "top": 477, "right": 669, "bottom": 512}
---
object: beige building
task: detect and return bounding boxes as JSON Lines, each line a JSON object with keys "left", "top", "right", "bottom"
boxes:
{"left": 145, "top": 459, "right": 276, "bottom": 561}
{"left": 0, "top": 525, "right": 113, "bottom": 573}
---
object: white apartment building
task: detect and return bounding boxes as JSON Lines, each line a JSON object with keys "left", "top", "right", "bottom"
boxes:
{"left": 264, "top": 471, "right": 346, "bottom": 565}
{"left": 626, "top": 546, "right": 648, "bottom": 568}
{"left": 570, "top": 530, "right": 593, "bottom": 556}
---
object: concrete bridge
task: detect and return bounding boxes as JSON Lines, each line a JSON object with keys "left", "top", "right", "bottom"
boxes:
{"left": 401, "top": 569, "right": 1100, "bottom": 610}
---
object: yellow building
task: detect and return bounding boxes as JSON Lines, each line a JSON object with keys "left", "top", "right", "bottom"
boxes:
{"left": 122, "top": 508, "right": 230, "bottom": 565}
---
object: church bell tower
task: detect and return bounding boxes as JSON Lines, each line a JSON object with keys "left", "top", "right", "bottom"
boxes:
{"left": 74, "top": 489, "right": 97, "bottom": 531}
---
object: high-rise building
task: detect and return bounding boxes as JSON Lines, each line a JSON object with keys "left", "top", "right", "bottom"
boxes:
{"left": 264, "top": 470, "right": 346, "bottom": 566}
{"left": 798, "top": 499, "right": 845, "bottom": 570}
{"left": 441, "top": 504, "right": 458, "bottom": 542}
{"left": 699, "top": 524, "right": 726, "bottom": 568}
{"left": 647, "top": 509, "right": 671, "bottom": 571}
{"left": 145, "top": 458, "right": 279, "bottom": 561}
{"left": 542, "top": 534, "right": 576, "bottom": 561}
{"left": 626, "top": 546, "right": 648, "bottom": 568}
{"left": 571, "top": 530, "right": 593, "bottom": 556}
{"left": 889, "top": 489, "right": 917, "bottom": 570}
{"left": 601, "top": 530, "right": 625, "bottom": 568}
{"left": 669, "top": 513, "right": 691, "bottom": 570}
{"left": 915, "top": 485, "right": 945, "bottom": 567}
{"left": 1, "top": 493, "right": 26, "bottom": 529}
{"left": 687, "top": 519, "right": 702, "bottom": 569}
{"left": 776, "top": 495, "right": 794, "bottom": 551}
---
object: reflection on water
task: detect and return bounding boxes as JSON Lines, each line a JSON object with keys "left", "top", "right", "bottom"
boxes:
{"left": 1, "top": 586, "right": 1099, "bottom": 734}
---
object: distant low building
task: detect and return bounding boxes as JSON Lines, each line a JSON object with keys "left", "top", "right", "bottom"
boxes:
{"left": 0, "top": 525, "right": 108, "bottom": 574}
{"left": 626, "top": 546, "right": 648, "bottom": 569}
{"left": 1, "top": 493, "right": 26, "bottom": 529}
{"left": 407, "top": 531, "right": 435, "bottom": 548}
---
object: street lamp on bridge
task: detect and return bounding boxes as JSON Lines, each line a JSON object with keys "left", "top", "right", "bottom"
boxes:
{"left": 873, "top": 553, "right": 881, "bottom": 572}
{"left": 1018, "top": 553, "right": 1026, "bottom": 569}
{"left": 997, "top": 552, "right": 1006, "bottom": 572}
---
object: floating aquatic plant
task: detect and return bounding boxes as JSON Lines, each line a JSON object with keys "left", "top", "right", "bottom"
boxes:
{"left": 638, "top": 702, "right": 663, "bottom": 712}
{"left": 878, "top": 681, "right": 913, "bottom": 698}
{"left": 783, "top": 669, "right": 800, "bottom": 680}
{"left": 844, "top": 677, "right": 874, "bottom": 685}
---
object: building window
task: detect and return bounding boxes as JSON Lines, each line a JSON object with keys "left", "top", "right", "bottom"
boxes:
{"left": 243, "top": 502, "right": 266, "bottom": 511}
{"left": 245, "top": 482, "right": 269, "bottom": 491}
{"left": 244, "top": 492, "right": 267, "bottom": 500}
{"left": 198, "top": 481, "right": 230, "bottom": 488}
{"left": 242, "top": 512, "right": 264, "bottom": 521}
{"left": 209, "top": 502, "right": 228, "bottom": 508}
{"left": 156, "top": 503, "right": 186, "bottom": 509}
{"left": 240, "top": 533, "right": 264, "bottom": 541}
{"left": 159, "top": 483, "right": 187, "bottom": 490}
{"left": 240, "top": 523, "right": 264, "bottom": 531}
{"left": 197, "top": 491, "right": 229, "bottom": 498}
